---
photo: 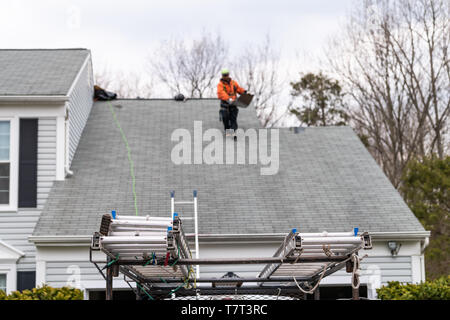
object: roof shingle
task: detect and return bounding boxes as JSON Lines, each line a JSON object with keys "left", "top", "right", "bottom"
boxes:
{"left": 0, "top": 49, "right": 89, "bottom": 96}
{"left": 33, "top": 99, "right": 425, "bottom": 236}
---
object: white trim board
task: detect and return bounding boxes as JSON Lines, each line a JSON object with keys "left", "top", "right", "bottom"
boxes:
{"left": 0, "top": 240, "right": 25, "bottom": 260}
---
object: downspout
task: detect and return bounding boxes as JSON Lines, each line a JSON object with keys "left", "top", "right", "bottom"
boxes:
{"left": 420, "top": 236, "right": 429, "bottom": 282}
{"left": 421, "top": 236, "right": 429, "bottom": 253}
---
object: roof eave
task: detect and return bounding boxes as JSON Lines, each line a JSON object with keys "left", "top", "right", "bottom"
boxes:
{"left": 0, "top": 95, "right": 69, "bottom": 105}
{"left": 28, "top": 235, "right": 91, "bottom": 246}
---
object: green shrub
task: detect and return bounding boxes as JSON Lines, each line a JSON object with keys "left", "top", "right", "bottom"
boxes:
{"left": 377, "top": 276, "right": 450, "bottom": 300}
{"left": 0, "top": 285, "right": 83, "bottom": 300}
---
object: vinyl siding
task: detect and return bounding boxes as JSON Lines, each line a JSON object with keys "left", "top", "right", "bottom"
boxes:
{"left": 326, "top": 256, "right": 412, "bottom": 285}
{"left": 67, "top": 58, "right": 94, "bottom": 165}
{"left": 0, "top": 118, "right": 57, "bottom": 271}
{"left": 36, "top": 118, "right": 57, "bottom": 209}
{"left": 46, "top": 261, "right": 101, "bottom": 287}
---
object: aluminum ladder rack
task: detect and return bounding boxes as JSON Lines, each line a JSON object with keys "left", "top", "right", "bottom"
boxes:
{"left": 90, "top": 212, "right": 372, "bottom": 300}
{"left": 258, "top": 228, "right": 372, "bottom": 285}
{"left": 91, "top": 212, "right": 193, "bottom": 283}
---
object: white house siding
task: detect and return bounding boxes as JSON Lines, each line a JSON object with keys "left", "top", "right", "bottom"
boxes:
{"left": 46, "top": 261, "right": 101, "bottom": 288}
{"left": 322, "top": 256, "right": 412, "bottom": 285}
{"left": 44, "top": 260, "right": 130, "bottom": 292}
{"left": 0, "top": 118, "right": 57, "bottom": 271}
{"left": 0, "top": 210, "right": 40, "bottom": 271}
{"left": 67, "top": 58, "right": 94, "bottom": 166}
{"left": 36, "top": 118, "right": 57, "bottom": 209}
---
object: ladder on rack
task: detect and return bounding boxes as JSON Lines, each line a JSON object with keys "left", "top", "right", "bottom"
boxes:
{"left": 171, "top": 190, "right": 199, "bottom": 279}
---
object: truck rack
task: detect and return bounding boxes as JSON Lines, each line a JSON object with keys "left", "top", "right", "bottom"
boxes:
{"left": 90, "top": 209, "right": 372, "bottom": 300}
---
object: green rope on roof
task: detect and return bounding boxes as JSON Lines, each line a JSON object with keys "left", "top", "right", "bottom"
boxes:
{"left": 107, "top": 101, "right": 139, "bottom": 216}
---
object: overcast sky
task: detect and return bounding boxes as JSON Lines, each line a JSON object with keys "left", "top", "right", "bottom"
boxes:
{"left": 0, "top": 0, "right": 354, "bottom": 80}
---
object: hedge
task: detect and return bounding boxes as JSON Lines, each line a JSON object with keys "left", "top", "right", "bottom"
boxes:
{"left": 0, "top": 285, "right": 83, "bottom": 300}
{"left": 376, "top": 276, "right": 450, "bottom": 300}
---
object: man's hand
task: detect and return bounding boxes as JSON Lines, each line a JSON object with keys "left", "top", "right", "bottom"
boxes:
{"left": 227, "top": 98, "right": 232, "bottom": 104}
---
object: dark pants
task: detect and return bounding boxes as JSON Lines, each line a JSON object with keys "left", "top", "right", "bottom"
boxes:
{"left": 220, "top": 101, "right": 239, "bottom": 131}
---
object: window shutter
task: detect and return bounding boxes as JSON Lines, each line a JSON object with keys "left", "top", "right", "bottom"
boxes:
{"left": 19, "top": 119, "right": 38, "bottom": 208}
{"left": 17, "top": 271, "right": 36, "bottom": 291}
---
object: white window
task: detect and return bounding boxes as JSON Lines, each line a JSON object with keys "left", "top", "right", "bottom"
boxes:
{"left": 0, "top": 274, "right": 6, "bottom": 292}
{"left": 0, "top": 117, "right": 17, "bottom": 211}
{"left": 0, "top": 121, "right": 10, "bottom": 205}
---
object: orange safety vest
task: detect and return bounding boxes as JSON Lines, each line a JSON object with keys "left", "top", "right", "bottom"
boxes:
{"left": 217, "top": 79, "right": 245, "bottom": 101}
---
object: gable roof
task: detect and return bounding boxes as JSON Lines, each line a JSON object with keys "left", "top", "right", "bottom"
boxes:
{"left": 32, "top": 99, "right": 425, "bottom": 237}
{"left": 0, "top": 49, "right": 89, "bottom": 96}
{"left": 0, "top": 240, "right": 25, "bottom": 261}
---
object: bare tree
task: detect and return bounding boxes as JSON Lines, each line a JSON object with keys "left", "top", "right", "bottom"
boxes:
{"left": 328, "top": 0, "right": 449, "bottom": 187}
{"left": 148, "top": 32, "right": 228, "bottom": 98}
{"left": 387, "top": 0, "right": 450, "bottom": 158}
{"left": 232, "top": 35, "right": 285, "bottom": 127}
{"left": 94, "top": 65, "right": 115, "bottom": 91}
{"left": 113, "top": 71, "right": 153, "bottom": 99}
{"left": 94, "top": 66, "right": 153, "bottom": 99}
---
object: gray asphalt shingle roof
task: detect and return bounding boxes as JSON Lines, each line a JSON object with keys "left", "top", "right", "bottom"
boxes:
{"left": 0, "top": 49, "right": 89, "bottom": 96}
{"left": 33, "top": 99, "right": 425, "bottom": 236}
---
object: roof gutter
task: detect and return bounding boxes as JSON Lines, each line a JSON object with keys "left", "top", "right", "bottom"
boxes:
{"left": 29, "top": 235, "right": 92, "bottom": 246}
{"left": 29, "top": 230, "right": 431, "bottom": 246}
{"left": 0, "top": 95, "right": 69, "bottom": 105}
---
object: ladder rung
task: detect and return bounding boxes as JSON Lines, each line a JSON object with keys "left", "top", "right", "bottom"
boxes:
{"left": 174, "top": 201, "right": 194, "bottom": 204}
{"left": 180, "top": 217, "right": 194, "bottom": 220}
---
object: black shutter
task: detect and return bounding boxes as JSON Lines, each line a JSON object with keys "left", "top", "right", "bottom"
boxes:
{"left": 19, "top": 119, "right": 38, "bottom": 208}
{"left": 17, "top": 271, "right": 36, "bottom": 291}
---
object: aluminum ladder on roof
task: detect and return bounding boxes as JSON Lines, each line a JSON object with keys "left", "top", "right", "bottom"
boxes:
{"left": 171, "top": 190, "right": 200, "bottom": 279}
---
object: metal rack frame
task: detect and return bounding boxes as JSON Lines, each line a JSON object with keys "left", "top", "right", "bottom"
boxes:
{"left": 90, "top": 208, "right": 372, "bottom": 300}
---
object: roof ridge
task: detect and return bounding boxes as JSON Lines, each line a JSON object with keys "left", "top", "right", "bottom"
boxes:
{"left": 0, "top": 48, "right": 89, "bottom": 51}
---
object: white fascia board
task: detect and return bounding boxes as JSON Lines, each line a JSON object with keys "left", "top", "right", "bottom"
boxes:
{"left": 28, "top": 235, "right": 92, "bottom": 246}
{"left": 0, "top": 240, "right": 25, "bottom": 260}
{"left": 0, "top": 96, "right": 69, "bottom": 105}
{"left": 369, "top": 231, "right": 430, "bottom": 240}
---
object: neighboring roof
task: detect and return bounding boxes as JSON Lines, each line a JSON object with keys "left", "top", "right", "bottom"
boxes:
{"left": 0, "top": 49, "right": 89, "bottom": 96}
{"left": 33, "top": 99, "right": 425, "bottom": 237}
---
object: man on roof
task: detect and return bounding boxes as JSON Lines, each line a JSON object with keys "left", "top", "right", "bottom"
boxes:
{"left": 217, "top": 68, "right": 247, "bottom": 137}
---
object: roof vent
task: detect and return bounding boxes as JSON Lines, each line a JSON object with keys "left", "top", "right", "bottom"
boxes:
{"left": 174, "top": 93, "right": 186, "bottom": 102}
